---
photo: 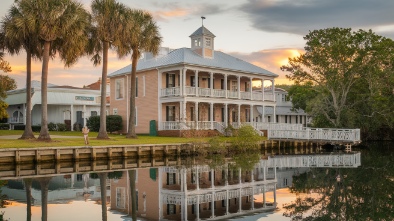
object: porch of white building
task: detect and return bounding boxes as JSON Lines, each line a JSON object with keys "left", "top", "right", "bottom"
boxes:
{"left": 158, "top": 100, "right": 277, "bottom": 135}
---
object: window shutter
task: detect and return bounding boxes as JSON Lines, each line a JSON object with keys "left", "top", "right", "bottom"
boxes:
{"left": 166, "top": 106, "right": 169, "bottom": 121}
{"left": 166, "top": 73, "right": 169, "bottom": 88}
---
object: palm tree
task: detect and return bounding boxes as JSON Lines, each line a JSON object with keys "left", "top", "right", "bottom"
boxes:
{"left": 90, "top": 0, "right": 129, "bottom": 139}
{"left": 2, "top": 3, "right": 43, "bottom": 139}
{"left": 123, "top": 10, "right": 162, "bottom": 138}
{"left": 98, "top": 172, "right": 108, "bottom": 221}
{"left": 37, "top": 177, "right": 51, "bottom": 221}
{"left": 16, "top": 0, "right": 90, "bottom": 140}
{"left": 128, "top": 170, "right": 137, "bottom": 221}
{"left": 0, "top": 34, "right": 12, "bottom": 72}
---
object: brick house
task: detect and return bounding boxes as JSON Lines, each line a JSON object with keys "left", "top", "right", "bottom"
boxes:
{"left": 108, "top": 25, "right": 278, "bottom": 135}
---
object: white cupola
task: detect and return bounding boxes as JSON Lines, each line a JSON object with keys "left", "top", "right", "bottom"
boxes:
{"left": 190, "top": 22, "right": 216, "bottom": 59}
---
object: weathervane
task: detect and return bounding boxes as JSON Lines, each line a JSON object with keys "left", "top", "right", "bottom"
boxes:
{"left": 201, "top": 16, "right": 206, "bottom": 26}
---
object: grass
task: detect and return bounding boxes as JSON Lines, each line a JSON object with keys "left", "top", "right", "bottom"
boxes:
{"left": 0, "top": 130, "right": 239, "bottom": 149}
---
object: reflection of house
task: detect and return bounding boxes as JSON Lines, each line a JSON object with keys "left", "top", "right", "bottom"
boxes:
{"left": 2, "top": 174, "right": 101, "bottom": 204}
{"left": 261, "top": 88, "right": 309, "bottom": 126}
{"left": 5, "top": 80, "right": 108, "bottom": 130}
{"left": 109, "top": 162, "right": 278, "bottom": 220}
{"left": 108, "top": 24, "right": 278, "bottom": 135}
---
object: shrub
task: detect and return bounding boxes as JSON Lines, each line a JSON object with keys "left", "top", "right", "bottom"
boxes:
{"left": 87, "top": 116, "right": 100, "bottom": 132}
{"left": 32, "top": 125, "right": 41, "bottom": 132}
{"left": 56, "top": 123, "right": 67, "bottom": 131}
{"left": 107, "top": 115, "right": 122, "bottom": 133}
{"left": 73, "top": 123, "right": 82, "bottom": 131}
{"left": 0, "top": 123, "right": 10, "bottom": 130}
{"left": 231, "top": 125, "right": 261, "bottom": 152}
{"left": 48, "top": 122, "right": 57, "bottom": 131}
{"left": 13, "top": 124, "right": 25, "bottom": 130}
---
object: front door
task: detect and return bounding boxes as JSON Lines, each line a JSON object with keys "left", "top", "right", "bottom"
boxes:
{"left": 76, "top": 111, "right": 84, "bottom": 128}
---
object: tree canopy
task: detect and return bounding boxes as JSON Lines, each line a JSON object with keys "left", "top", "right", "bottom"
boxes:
{"left": 282, "top": 28, "right": 394, "bottom": 139}
{"left": 0, "top": 75, "right": 16, "bottom": 119}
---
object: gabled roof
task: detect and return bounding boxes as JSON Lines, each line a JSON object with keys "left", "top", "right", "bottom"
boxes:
{"left": 189, "top": 26, "right": 216, "bottom": 38}
{"left": 109, "top": 48, "right": 278, "bottom": 77}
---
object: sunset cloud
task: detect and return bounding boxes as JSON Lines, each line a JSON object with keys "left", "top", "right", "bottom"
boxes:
{"left": 228, "top": 48, "right": 304, "bottom": 85}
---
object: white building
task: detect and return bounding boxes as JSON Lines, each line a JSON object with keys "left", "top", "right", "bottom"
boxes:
{"left": 5, "top": 81, "right": 107, "bottom": 130}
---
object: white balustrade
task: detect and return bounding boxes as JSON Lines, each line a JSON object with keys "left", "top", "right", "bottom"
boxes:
{"left": 264, "top": 93, "right": 274, "bottom": 101}
{"left": 160, "top": 87, "right": 180, "bottom": 97}
{"left": 252, "top": 92, "right": 263, "bottom": 100}
{"left": 185, "top": 86, "right": 196, "bottom": 96}
{"left": 268, "top": 128, "right": 361, "bottom": 143}
{"left": 228, "top": 91, "right": 238, "bottom": 98}
{"left": 240, "top": 91, "right": 251, "bottom": 100}
{"left": 213, "top": 89, "right": 226, "bottom": 97}
{"left": 198, "top": 88, "right": 211, "bottom": 96}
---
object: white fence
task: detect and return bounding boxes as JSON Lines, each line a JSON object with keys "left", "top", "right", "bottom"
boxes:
{"left": 268, "top": 128, "right": 361, "bottom": 143}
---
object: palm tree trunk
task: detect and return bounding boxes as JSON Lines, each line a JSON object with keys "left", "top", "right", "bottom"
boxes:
{"left": 97, "top": 41, "right": 109, "bottom": 139}
{"left": 126, "top": 50, "right": 138, "bottom": 138}
{"left": 38, "top": 41, "right": 51, "bottom": 140}
{"left": 38, "top": 177, "right": 51, "bottom": 221}
{"left": 128, "top": 170, "right": 137, "bottom": 221}
{"left": 24, "top": 178, "right": 32, "bottom": 221}
{"left": 21, "top": 51, "right": 35, "bottom": 139}
{"left": 98, "top": 173, "right": 108, "bottom": 221}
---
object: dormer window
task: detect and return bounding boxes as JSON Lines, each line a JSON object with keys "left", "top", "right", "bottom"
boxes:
{"left": 194, "top": 38, "right": 201, "bottom": 47}
{"left": 205, "top": 38, "right": 211, "bottom": 47}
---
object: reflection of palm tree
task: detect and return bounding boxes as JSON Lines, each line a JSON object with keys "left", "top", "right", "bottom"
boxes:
{"left": 37, "top": 177, "right": 51, "bottom": 221}
{"left": 128, "top": 170, "right": 137, "bottom": 221}
{"left": 24, "top": 178, "right": 33, "bottom": 221}
{"left": 98, "top": 173, "right": 108, "bottom": 221}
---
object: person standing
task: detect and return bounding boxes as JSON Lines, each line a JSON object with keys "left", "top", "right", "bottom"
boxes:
{"left": 82, "top": 126, "right": 90, "bottom": 145}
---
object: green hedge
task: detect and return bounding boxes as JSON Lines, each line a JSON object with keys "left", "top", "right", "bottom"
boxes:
{"left": 87, "top": 115, "right": 123, "bottom": 133}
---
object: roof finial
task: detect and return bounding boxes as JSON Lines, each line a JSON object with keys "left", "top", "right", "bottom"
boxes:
{"left": 201, "top": 16, "right": 206, "bottom": 26}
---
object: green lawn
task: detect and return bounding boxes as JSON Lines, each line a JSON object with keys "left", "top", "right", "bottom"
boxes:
{"left": 0, "top": 130, "right": 239, "bottom": 149}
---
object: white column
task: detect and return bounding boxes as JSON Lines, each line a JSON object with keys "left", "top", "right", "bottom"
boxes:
{"left": 179, "top": 69, "right": 183, "bottom": 96}
{"left": 224, "top": 74, "right": 228, "bottom": 98}
{"left": 274, "top": 166, "right": 277, "bottom": 179}
{"left": 183, "top": 68, "right": 187, "bottom": 97}
{"left": 211, "top": 193, "right": 215, "bottom": 218}
{"left": 250, "top": 77, "right": 253, "bottom": 100}
{"left": 183, "top": 101, "right": 187, "bottom": 123}
{"left": 237, "top": 76, "right": 241, "bottom": 99}
{"left": 226, "top": 189, "right": 229, "bottom": 215}
{"left": 237, "top": 104, "right": 241, "bottom": 126}
{"left": 180, "top": 101, "right": 184, "bottom": 122}
{"left": 262, "top": 105, "right": 265, "bottom": 123}
{"left": 210, "top": 103, "right": 214, "bottom": 130}
{"left": 238, "top": 187, "right": 242, "bottom": 212}
{"left": 238, "top": 168, "right": 242, "bottom": 184}
{"left": 210, "top": 72, "right": 214, "bottom": 97}
{"left": 272, "top": 80, "right": 275, "bottom": 102}
{"left": 195, "top": 70, "right": 199, "bottom": 97}
{"left": 261, "top": 79, "right": 264, "bottom": 101}
{"left": 182, "top": 169, "right": 188, "bottom": 221}
{"left": 224, "top": 103, "right": 228, "bottom": 127}
{"left": 22, "top": 103, "right": 26, "bottom": 124}
{"left": 263, "top": 167, "right": 266, "bottom": 181}
{"left": 211, "top": 169, "right": 214, "bottom": 188}
{"left": 195, "top": 102, "right": 199, "bottom": 129}
{"left": 83, "top": 105, "right": 87, "bottom": 127}
{"left": 250, "top": 105, "right": 254, "bottom": 123}
{"left": 70, "top": 104, "right": 74, "bottom": 131}
{"left": 196, "top": 167, "right": 200, "bottom": 190}
{"left": 251, "top": 187, "right": 255, "bottom": 210}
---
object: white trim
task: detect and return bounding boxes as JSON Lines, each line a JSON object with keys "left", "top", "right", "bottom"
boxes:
{"left": 115, "top": 78, "right": 125, "bottom": 100}
{"left": 143, "top": 75, "right": 146, "bottom": 97}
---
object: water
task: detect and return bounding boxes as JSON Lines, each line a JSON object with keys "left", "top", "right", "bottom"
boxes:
{"left": 0, "top": 142, "right": 392, "bottom": 221}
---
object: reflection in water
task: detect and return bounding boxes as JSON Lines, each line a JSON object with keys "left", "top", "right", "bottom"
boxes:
{"left": 0, "top": 145, "right": 382, "bottom": 221}
{"left": 283, "top": 142, "right": 394, "bottom": 221}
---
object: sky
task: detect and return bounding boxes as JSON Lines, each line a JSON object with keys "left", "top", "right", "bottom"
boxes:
{"left": 1, "top": 0, "right": 394, "bottom": 89}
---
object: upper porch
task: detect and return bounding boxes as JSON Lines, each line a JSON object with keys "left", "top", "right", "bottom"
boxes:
{"left": 159, "top": 68, "right": 276, "bottom": 102}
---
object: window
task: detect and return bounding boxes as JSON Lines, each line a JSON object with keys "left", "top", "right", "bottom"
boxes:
{"left": 166, "top": 73, "right": 175, "bottom": 88}
{"left": 91, "top": 111, "right": 97, "bottom": 116}
{"left": 167, "top": 173, "right": 176, "bottom": 185}
{"left": 194, "top": 38, "right": 201, "bottom": 47}
{"left": 205, "top": 37, "right": 211, "bottom": 47}
{"left": 231, "top": 80, "right": 237, "bottom": 91}
{"left": 167, "top": 204, "right": 176, "bottom": 215}
{"left": 115, "top": 78, "right": 124, "bottom": 99}
{"left": 116, "top": 187, "right": 126, "bottom": 209}
{"left": 190, "top": 106, "right": 195, "bottom": 121}
{"left": 268, "top": 116, "right": 271, "bottom": 122}
{"left": 300, "top": 116, "right": 303, "bottom": 124}
{"left": 166, "top": 106, "right": 175, "bottom": 121}
{"left": 285, "top": 115, "right": 288, "bottom": 123}
{"left": 113, "top": 108, "right": 118, "bottom": 115}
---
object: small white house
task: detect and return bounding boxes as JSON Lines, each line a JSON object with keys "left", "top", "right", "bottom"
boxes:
{"left": 260, "top": 88, "right": 310, "bottom": 126}
{"left": 5, "top": 81, "right": 107, "bottom": 130}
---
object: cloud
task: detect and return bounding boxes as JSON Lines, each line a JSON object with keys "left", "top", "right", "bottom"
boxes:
{"left": 150, "top": 2, "right": 228, "bottom": 22}
{"left": 227, "top": 48, "right": 304, "bottom": 84}
{"left": 240, "top": 0, "right": 394, "bottom": 36}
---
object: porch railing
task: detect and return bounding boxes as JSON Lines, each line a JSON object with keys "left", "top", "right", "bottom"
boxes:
{"left": 240, "top": 91, "right": 251, "bottom": 100}
{"left": 213, "top": 89, "right": 226, "bottom": 97}
{"left": 268, "top": 128, "right": 361, "bottom": 143}
{"left": 198, "top": 88, "right": 211, "bottom": 97}
{"left": 160, "top": 87, "right": 180, "bottom": 97}
{"left": 9, "top": 117, "right": 24, "bottom": 123}
{"left": 228, "top": 91, "right": 238, "bottom": 99}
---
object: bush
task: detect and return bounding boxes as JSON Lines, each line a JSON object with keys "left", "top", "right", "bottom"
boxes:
{"left": 231, "top": 125, "right": 261, "bottom": 152}
{"left": 48, "top": 122, "right": 57, "bottom": 131}
{"left": 56, "top": 123, "right": 67, "bottom": 131}
{"left": 13, "top": 124, "right": 25, "bottom": 130}
{"left": 0, "top": 123, "right": 10, "bottom": 130}
{"left": 32, "top": 125, "right": 41, "bottom": 132}
{"left": 87, "top": 116, "right": 100, "bottom": 132}
{"left": 86, "top": 115, "right": 123, "bottom": 133}
{"left": 107, "top": 115, "right": 122, "bottom": 133}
